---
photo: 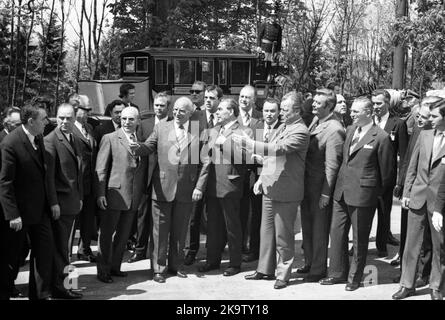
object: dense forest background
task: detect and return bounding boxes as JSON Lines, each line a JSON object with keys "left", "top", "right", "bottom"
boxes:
{"left": 1, "top": 0, "right": 444, "bottom": 114}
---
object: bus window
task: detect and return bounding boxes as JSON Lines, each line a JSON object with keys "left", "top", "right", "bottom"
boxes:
{"left": 136, "top": 57, "right": 148, "bottom": 73}
{"left": 231, "top": 60, "right": 250, "bottom": 85}
{"left": 155, "top": 59, "right": 168, "bottom": 85}
{"left": 202, "top": 59, "right": 214, "bottom": 84}
{"left": 174, "top": 59, "right": 196, "bottom": 85}
{"left": 219, "top": 60, "right": 227, "bottom": 85}
{"left": 124, "top": 58, "right": 135, "bottom": 73}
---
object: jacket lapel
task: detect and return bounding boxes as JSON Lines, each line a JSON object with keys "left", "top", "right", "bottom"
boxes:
{"left": 383, "top": 116, "right": 395, "bottom": 133}
{"left": 19, "top": 127, "right": 44, "bottom": 170}
{"left": 349, "top": 125, "right": 377, "bottom": 156}
{"left": 55, "top": 128, "right": 77, "bottom": 160}
{"left": 117, "top": 129, "right": 134, "bottom": 156}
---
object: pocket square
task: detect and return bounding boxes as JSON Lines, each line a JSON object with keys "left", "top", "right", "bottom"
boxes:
{"left": 364, "top": 144, "right": 373, "bottom": 149}
{"left": 441, "top": 157, "right": 445, "bottom": 164}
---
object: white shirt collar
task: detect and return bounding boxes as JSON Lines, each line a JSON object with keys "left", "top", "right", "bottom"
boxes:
{"left": 22, "top": 125, "right": 37, "bottom": 149}
{"left": 240, "top": 108, "right": 253, "bottom": 118}
{"left": 357, "top": 121, "right": 373, "bottom": 138}
{"left": 174, "top": 121, "right": 189, "bottom": 133}
{"left": 206, "top": 110, "right": 216, "bottom": 123}
{"left": 376, "top": 112, "right": 389, "bottom": 129}
{"left": 121, "top": 128, "right": 137, "bottom": 143}
{"left": 264, "top": 120, "right": 279, "bottom": 129}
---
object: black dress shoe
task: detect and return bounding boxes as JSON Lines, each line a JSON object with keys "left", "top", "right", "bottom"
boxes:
{"left": 345, "top": 282, "right": 360, "bottom": 291}
{"left": 319, "top": 277, "right": 347, "bottom": 285}
{"left": 431, "top": 289, "right": 443, "bottom": 300}
{"left": 11, "top": 286, "right": 25, "bottom": 298}
{"left": 198, "top": 263, "right": 220, "bottom": 273}
{"left": 184, "top": 254, "right": 196, "bottom": 266}
{"left": 387, "top": 234, "right": 400, "bottom": 246}
{"left": 167, "top": 269, "right": 188, "bottom": 278}
{"left": 245, "top": 272, "right": 275, "bottom": 280}
{"left": 52, "top": 290, "right": 83, "bottom": 299}
{"left": 390, "top": 257, "right": 400, "bottom": 266}
{"left": 97, "top": 273, "right": 113, "bottom": 283}
{"left": 296, "top": 265, "right": 311, "bottom": 273}
{"left": 242, "top": 253, "right": 259, "bottom": 263}
{"left": 77, "top": 252, "right": 97, "bottom": 262}
{"left": 127, "top": 253, "right": 145, "bottom": 263}
{"left": 377, "top": 250, "right": 388, "bottom": 258}
{"left": 153, "top": 273, "right": 166, "bottom": 283}
{"left": 392, "top": 287, "right": 415, "bottom": 300}
{"left": 223, "top": 266, "right": 241, "bottom": 277}
{"left": 274, "top": 280, "right": 288, "bottom": 289}
{"left": 126, "top": 240, "right": 136, "bottom": 251}
{"left": 110, "top": 270, "right": 128, "bottom": 277}
{"left": 305, "top": 274, "right": 325, "bottom": 283}
{"left": 415, "top": 277, "right": 428, "bottom": 288}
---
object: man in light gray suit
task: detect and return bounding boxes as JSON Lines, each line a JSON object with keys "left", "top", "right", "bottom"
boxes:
{"left": 95, "top": 106, "right": 148, "bottom": 283}
{"left": 234, "top": 91, "right": 310, "bottom": 289}
{"left": 299, "top": 88, "right": 345, "bottom": 282}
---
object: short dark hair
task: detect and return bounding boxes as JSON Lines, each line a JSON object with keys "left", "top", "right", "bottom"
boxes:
{"left": 220, "top": 98, "right": 240, "bottom": 117}
{"left": 105, "top": 100, "right": 125, "bottom": 116}
{"left": 263, "top": 97, "right": 280, "bottom": 109}
{"left": 371, "top": 89, "right": 391, "bottom": 103}
{"left": 119, "top": 83, "right": 135, "bottom": 99}
{"left": 21, "top": 105, "right": 43, "bottom": 125}
{"left": 315, "top": 88, "right": 337, "bottom": 111}
{"left": 205, "top": 85, "right": 223, "bottom": 99}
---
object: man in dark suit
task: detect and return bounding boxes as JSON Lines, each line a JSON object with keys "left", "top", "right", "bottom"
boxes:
{"left": 320, "top": 96, "right": 394, "bottom": 291}
{"left": 95, "top": 106, "right": 148, "bottom": 283}
{"left": 189, "top": 81, "right": 206, "bottom": 110}
{"left": 184, "top": 85, "right": 222, "bottom": 266}
{"left": 72, "top": 95, "right": 98, "bottom": 262}
{"left": 0, "top": 107, "right": 25, "bottom": 299}
{"left": 44, "top": 103, "right": 83, "bottom": 299}
{"left": 242, "top": 97, "right": 282, "bottom": 264}
{"left": 299, "top": 88, "right": 345, "bottom": 282}
{"left": 372, "top": 89, "right": 408, "bottom": 256}
{"left": 0, "top": 105, "right": 54, "bottom": 300}
{"left": 119, "top": 83, "right": 139, "bottom": 110}
{"left": 238, "top": 85, "right": 263, "bottom": 258}
{"left": 93, "top": 99, "right": 125, "bottom": 145}
{"left": 198, "top": 98, "right": 253, "bottom": 277}
{"left": 334, "top": 94, "right": 352, "bottom": 129}
{"left": 132, "top": 97, "right": 209, "bottom": 282}
{"left": 393, "top": 98, "right": 445, "bottom": 300}
{"left": 128, "top": 92, "right": 172, "bottom": 263}
{"left": 238, "top": 92, "right": 310, "bottom": 289}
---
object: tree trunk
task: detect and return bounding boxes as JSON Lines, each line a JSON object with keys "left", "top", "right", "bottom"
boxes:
{"left": 75, "top": 0, "right": 85, "bottom": 92}
{"left": 106, "top": 0, "right": 117, "bottom": 79}
{"left": 21, "top": 0, "right": 35, "bottom": 104}
{"left": 55, "top": 0, "right": 65, "bottom": 106}
{"left": 392, "top": 0, "right": 407, "bottom": 89}
{"left": 12, "top": 0, "right": 22, "bottom": 107}
{"left": 7, "top": 0, "right": 15, "bottom": 107}
{"left": 38, "top": 0, "right": 56, "bottom": 95}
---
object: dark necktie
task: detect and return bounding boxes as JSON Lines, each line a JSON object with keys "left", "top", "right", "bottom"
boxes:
{"left": 208, "top": 114, "right": 214, "bottom": 128}
{"left": 349, "top": 127, "right": 362, "bottom": 155}
{"left": 310, "top": 120, "right": 319, "bottom": 133}
{"left": 33, "top": 136, "right": 39, "bottom": 150}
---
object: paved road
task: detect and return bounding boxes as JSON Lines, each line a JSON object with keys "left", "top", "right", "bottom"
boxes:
{"left": 14, "top": 200, "right": 437, "bottom": 300}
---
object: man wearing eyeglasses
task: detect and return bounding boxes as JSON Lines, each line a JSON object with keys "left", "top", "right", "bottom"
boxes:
{"left": 190, "top": 81, "right": 206, "bottom": 111}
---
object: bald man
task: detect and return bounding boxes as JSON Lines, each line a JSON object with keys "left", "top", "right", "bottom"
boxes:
{"left": 132, "top": 97, "right": 209, "bottom": 283}
{"left": 95, "top": 106, "right": 148, "bottom": 283}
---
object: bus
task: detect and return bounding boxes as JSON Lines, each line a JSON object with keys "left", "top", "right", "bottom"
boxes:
{"left": 78, "top": 47, "right": 274, "bottom": 117}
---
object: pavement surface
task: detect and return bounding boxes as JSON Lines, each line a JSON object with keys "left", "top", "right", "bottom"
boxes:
{"left": 13, "top": 199, "right": 440, "bottom": 300}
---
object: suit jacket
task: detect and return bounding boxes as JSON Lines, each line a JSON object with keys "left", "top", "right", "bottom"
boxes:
{"left": 72, "top": 123, "right": 97, "bottom": 196}
{"left": 305, "top": 114, "right": 345, "bottom": 197}
{"left": 254, "top": 117, "right": 309, "bottom": 202}
{"left": 205, "top": 121, "right": 253, "bottom": 199}
{"left": 333, "top": 124, "right": 395, "bottom": 207}
{"left": 93, "top": 120, "right": 117, "bottom": 145}
{"left": 433, "top": 165, "right": 445, "bottom": 213}
{"left": 238, "top": 108, "right": 263, "bottom": 130}
{"left": 137, "top": 120, "right": 208, "bottom": 203}
{"left": 136, "top": 115, "right": 172, "bottom": 190}
{"left": 383, "top": 115, "right": 409, "bottom": 185}
{"left": 403, "top": 129, "right": 445, "bottom": 213}
{"left": 44, "top": 128, "right": 83, "bottom": 216}
{"left": 397, "top": 124, "right": 422, "bottom": 188}
{"left": 0, "top": 126, "right": 50, "bottom": 224}
{"left": 96, "top": 129, "right": 148, "bottom": 211}
{"left": 0, "top": 129, "right": 8, "bottom": 143}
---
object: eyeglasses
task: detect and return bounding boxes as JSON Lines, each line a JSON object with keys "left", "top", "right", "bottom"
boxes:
{"left": 190, "top": 90, "right": 203, "bottom": 94}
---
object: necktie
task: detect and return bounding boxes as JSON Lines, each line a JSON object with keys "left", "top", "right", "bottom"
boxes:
{"left": 310, "top": 120, "right": 319, "bottom": 133}
{"left": 130, "top": 133, "right": 140, "bottom": 165}
{"left": 244, "top": 112, "right": 251, "bottom": 126}
{"left": 208, "top": 114, "right": 214, "bottom": 128}
{"left": 433, "top": 132, "right": 444, "bottom": 160}
{"left": 349, "top": 127, "right": 362, "bottom": 155}
{"left": 264, "top": 125, "right": 272, "bottom": 143}
{"left": 177, "top": 124, "right": 186, "bottom": 150}
{"left": 81, "top": 125, "right": 88, "bottom": 138}
{"left": 33, "top": 136, "right": 39, "bottom": 150}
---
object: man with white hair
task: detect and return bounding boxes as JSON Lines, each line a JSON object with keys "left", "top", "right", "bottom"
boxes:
{"left": 95, "top": 106, "right": 148, "bottom": 283}
{"left": 131, "top": 97, "right": 208, "bottom": 283}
